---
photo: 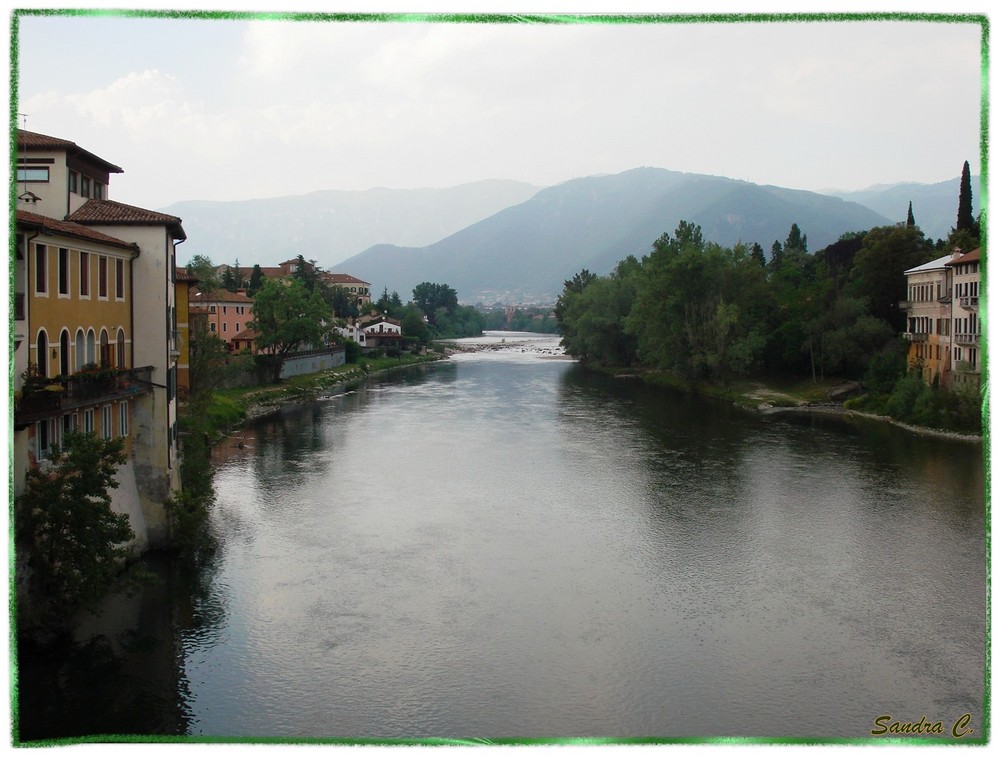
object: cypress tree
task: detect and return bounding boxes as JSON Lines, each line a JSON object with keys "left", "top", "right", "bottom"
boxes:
{"left": 957, "top": 160, "right": 974, "bottom": 231}
{"left": 906, "top": 201, "right": 915, "bottom": 228}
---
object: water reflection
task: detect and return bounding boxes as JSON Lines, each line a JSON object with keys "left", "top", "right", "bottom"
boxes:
{"left": 16, "top": 345, "right": 985, "bottom": 741}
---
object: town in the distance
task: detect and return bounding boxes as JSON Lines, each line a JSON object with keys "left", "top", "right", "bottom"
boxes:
{"left": 11, "top": 127, "right": 983, "bottom": 630}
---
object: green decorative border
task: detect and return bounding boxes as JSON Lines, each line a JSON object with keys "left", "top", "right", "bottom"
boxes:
{"left": 8, "top": 8, "right": 991, "bottom": 748}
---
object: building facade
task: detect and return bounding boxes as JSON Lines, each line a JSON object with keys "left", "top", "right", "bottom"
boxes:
{"left": 901, "top": 247, "right": 982, "bottom": 391}
{"left": 189, "top": 288, "right": 254, "bottom": 348}
{"left": 14, "top": 129, "right": 186, "bottom": 551}
{"left": 946, "top": 248, "right": 982, "bottom": 390}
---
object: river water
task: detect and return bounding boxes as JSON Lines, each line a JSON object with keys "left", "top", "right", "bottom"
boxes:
{"left": 17, "top": 333, "right": 987, "bottom": 742}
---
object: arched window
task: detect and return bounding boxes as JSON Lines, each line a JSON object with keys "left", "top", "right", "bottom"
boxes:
{"left": 86, "top": 329, "right": 96, "bottom": 366}
{"left": 99, "top": 329, "right": 110, "bottom": 368}
{"left": 117, "top": 329, "right": 126, "bottom": 369}
{"left": 75, "top": 329, "right": 85, "bottom": 371}
{"left": 36, "top": 330, "right": 48, "bottom": 378}
{"left": 59, "top": 329, "right": 71, "bottom": 376}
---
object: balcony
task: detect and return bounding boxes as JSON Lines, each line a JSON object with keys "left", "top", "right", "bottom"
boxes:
{"left": 904, "top": 332, "right": 929, "bottom": 342}
{"left": 14, "top": 365, "right": 154, "bottom": 428}
{"left": 898, "top": 300, "right": 912, "bottom": 310}
{"left": 170, "top": 329, "right": 181, "bottom": 356}
{"left": 954, "top": 333, "right": 980, "bottom": 345}
{"left": 959, "top": 296, "right": 979, "bottom": 311}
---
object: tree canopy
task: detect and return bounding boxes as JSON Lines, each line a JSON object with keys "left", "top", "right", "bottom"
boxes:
{"left": 249, "top": 278, "right": 332, "bottom": 382}
{"left": 17, "top": 431, "right": 133, "bottom": 615}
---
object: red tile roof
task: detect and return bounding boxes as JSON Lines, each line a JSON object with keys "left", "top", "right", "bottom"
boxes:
{"left": 17, "top": 129, "right": 124, "bottom": 173}
{"left": 68, "top": 199, "right": 187, "bottom": 240}
{"left": 945, "top": 248, "right": 981, "bottom": 266}
{"left": 175, "top": 268, "right": 199, "bottom": 283}
{"left": 324, "top": 272, "right": 371, "bottom": 286}
{"left": 190, "top": 288, "right": 255, "bottom": 303}
{"left": 15, "top": 209, "right": 139, "bottom": 252}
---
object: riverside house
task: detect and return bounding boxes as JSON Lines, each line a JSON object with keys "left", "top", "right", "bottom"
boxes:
{"left": 14, "top": 129, "right": 186, "bottom": 552}
{"left": 900, "top": 247, "right": 982, "bottom": 390}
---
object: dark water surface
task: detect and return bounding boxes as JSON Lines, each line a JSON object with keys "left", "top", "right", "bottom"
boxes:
{"left": 18, "top": 335, "right": 987, "bottom": 741}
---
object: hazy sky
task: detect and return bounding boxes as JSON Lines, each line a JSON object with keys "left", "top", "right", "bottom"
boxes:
{"left": 13, "top": 4, "right": 986, "bottom": 211}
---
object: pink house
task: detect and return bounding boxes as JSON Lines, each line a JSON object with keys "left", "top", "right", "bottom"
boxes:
{"left": 190, "top": 288, "right": 254, "bottom": 349}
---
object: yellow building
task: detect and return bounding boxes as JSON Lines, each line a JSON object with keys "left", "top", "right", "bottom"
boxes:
{"left": 900, "top": 253, "right": 954, "bottom": 386}
{"left": 14, "top": 129, "right": 186, "bottom": 553}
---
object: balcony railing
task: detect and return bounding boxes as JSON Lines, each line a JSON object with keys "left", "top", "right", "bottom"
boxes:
{"left": 898, "top": 300, "right": 912, "bottom": 310}
{"left": 954, "top": 333, "right": 980, "bottom": 345}
{"left": 959, "top": 296, "right": 979, "bottom": 310}
{"left": 14, "top": 365, "right": 154, "bottom": 428}
{"left": 904, "top": 332, "right": 929, "bottom": 342}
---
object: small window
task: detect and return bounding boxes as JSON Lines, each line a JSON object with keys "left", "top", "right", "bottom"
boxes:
{"left": 93, "top": 182, "right": 104, "bottom": 200}
{"left": 99, "top": 255, "right": 108, "bottom": 298}
{"left": 17, "top": 167, "right": 49, "bottom": 182}
{"left": 209, "top": 322, "right": 216, "bottom": 333}
{"left": 83, "top": 409, "right": 95, "bottom": 435}
{"left": 36, "top": 419, "right": 57, "bottom": 459}
{"left": 223, "top": 322, "right": 228, "bottom": 333}
{"left": 80, "top": 251, "right": 90, "bottom": 296}
{"left": 236, "top": 323, "right": 241, "bottom": 332}
{"left": 36, "top": 331, "right": 48, "bottom": 378}
{"left": 102, "top": 405, "right": 113, "bottom": 440}
{"left": 69, "top": 171, "right": 79, "bottom": 193}
{"left": 117, "top": 330, "right": 126, "bottom": 368}
{"left": 209, "top": 305, "right": 216, "bottom": 314}
{"left": 119, "top": 401, "right": 129, "bottom": 437}
{"left": 58, "top": 248, "right": 70, "bottom": 295}
{"left": 115, "top": 259, "right": 125, "bottom": 299}
{"left": 35, "top": 244, "right": 47, "bottom": 294}
{"left": 81, "top": 176, "right": 91, "bottom": 197}
{"left": 62, "top": 413, "right": 77, "bottom": 436}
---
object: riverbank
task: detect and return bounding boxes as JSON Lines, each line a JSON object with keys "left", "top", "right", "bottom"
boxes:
{"left": 198, "top": 352, "right": 447, "bottom": 438}
{"left": 597, "top": 365, "right": 983, "bottom": 443}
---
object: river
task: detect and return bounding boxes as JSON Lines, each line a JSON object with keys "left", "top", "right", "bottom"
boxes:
{"left": 17, "top": 332, "right": 987, "bottom": 742}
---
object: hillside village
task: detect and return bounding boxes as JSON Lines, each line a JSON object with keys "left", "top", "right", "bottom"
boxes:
{"left": 11, "top": 127, "right": 984, "bottom": 625}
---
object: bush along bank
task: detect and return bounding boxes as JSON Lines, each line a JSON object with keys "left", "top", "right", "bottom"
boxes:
{"left": 198, "top": 351, "right": 446, "bottom": 437}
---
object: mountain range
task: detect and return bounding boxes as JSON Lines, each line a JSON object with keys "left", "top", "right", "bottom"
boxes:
{"left": 161, "top": 179, "right": 541, "bottom": 267}
{"left": 164, "top": 167, "right": 978, "bottom": 304}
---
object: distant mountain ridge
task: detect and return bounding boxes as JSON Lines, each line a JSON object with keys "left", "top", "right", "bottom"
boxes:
{"left": 160, "top": 179, "right": 541, "bottom": 266}
{"left": 162, "top": 167, "right": 972, "bottom": 304}
{"left": 340, "top": 167, "right": 892, "bottom": 302}
{"left": 829, "top": 176, "right": 980, "bottom": 242}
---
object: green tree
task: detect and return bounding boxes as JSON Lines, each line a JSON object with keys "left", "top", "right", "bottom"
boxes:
{"left": 906, "top": 201, "right": 915, "bottom": 228}
{"left": 247, "top": 264, "right": 264, "bottom": 296}
{"left": 221, "top": 264, "right": 239, "bottom": 292}
{"left": 554, "top": 269, "right": 598, "bottom": 340}
{"left": 625, "top": 222, "right": 765, "bottom": 381}
{"left": 401, "top": 305, "right": 429, "bottom": 343}
{"left": 559, "top": 260, "right": 641, "bottom": 367}
{"left": 330, "top": 285, "right": 359, "bottom": 319}
{"left": 957, "top": 160, "right": 975, "bottom": 232}
{"left": 17, "top": 431, "right": 133, "bottom": 614}
{"left": 186, "top": 254, "right": 221, "bottom": 293}
{"left": 849, "top": 224, "right": 932, "bottom": 331}
{"left": 249, "top": 278, "right": 332, "bottom": 382}
{"left": 785, "top": 223, "right": 807, "bottom": 254}
{"left": 412, "top": 282, "right": 459, "bottom": 325}
{"left": 188, "top": 311, "right": 234, "bottom": 395}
